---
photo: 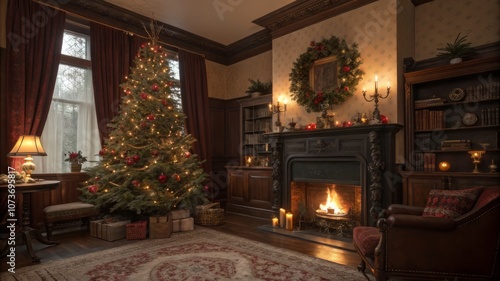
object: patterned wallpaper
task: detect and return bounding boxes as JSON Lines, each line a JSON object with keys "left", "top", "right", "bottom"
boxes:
{"left": 272, "top": 0, "right": 399, "bottom": 128}
{"left": 415, "top": 0, "right": 500, "bottom": 61}
{"left": 206, "top": 0, "right": 500, "bottom": 126}
{"left": 206, "top": 51, "right": 272, "bottom": 100}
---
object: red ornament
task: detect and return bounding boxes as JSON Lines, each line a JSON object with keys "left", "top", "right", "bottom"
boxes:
{"left": 132, "top": 155, "right": 140, "bottom": 162}
{"left": 94, "top": 176, "right": 100, "bottom": 181}
{"left": 344, "top": 86, "right": 349, "bottom": 91}
{"left": 306, "top": 123, "right": 316, "bottom": 130}
{"left": 161, "top": 99, "right": 169, "bottom": 107}
{"left": 99, "top": 148, "right": 107, "bottom": 156}
{"left": 88, "top": 185, "right": 98, "bottom": 193}
{"left": 140, "top": 122, "right": 148, "bottom": 129}
{"left": 147, "top": 114, "right": 155, "bottom": 121}
{"left": 110, "top": 149, "right": 116, "bottom": 155}
{"left": 126, "top": 158, "right": 134, "bottom": 166}
{"left": 152, "top": 150, "right": 159, "bottom": 157}
{"left": 158, "top": 173, "right": 168, "bottom": 183}
{"left": 380, "top": 115, "right": 389, "bottom": 124}
{"left": 151, "top": 84, "right": 159, "bottom": 91}
{"left": 140, "top": 92, "right": 148, "bottom": 100}
{"left": 203, "top": 185, "right": 210, "bottom": 191}
{"left": 184, "top": 151, "right": 191, "bottom": 158}
{"left": 172, "top": 173, "right": 181, "bottom": 182}
{"left": 132, "top": 180, "right": 140, "bottom": 187}
{"left": 342, "top": 66, "right": 351, "bottom": 72}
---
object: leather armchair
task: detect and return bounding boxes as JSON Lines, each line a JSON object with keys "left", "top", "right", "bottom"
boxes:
{"left": 353, "top": 186, "right": 500, "bottom": 281}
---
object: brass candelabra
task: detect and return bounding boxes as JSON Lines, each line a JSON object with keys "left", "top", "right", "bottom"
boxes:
{"left": 468, "top": 150, "right": 485, "bottom": 173}
{"left": 269, "top": 98, "right": 287, "bottom": 130}
{"left": 362, "top": 75, "right": 390, "bottom": 124}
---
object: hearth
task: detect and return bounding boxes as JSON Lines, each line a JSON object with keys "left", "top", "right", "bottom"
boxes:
{"left": 266, "top": 124, "right": 402, "bottom": 228}
{"left": 291, "top": 181, "right": 361, "bottom": 237}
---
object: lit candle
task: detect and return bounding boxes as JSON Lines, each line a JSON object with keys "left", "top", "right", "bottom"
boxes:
{"left": 284, "top": 98, "right": 287, "bottom": 111}
{"left": 279, "top": 208, "right": 286, "bottom": 227}
{"left": 375, "top": 75, "right": 378, "bottom": 91}
{"left": 363, "top": 86, "right": 366, "bottom": 92}
{"left": 438, "top": 161, "right": 450, "bottom": 172}
{"left": 269, "top": 103, "right": 272, "bottom": 112}
{"left": 286, "top": 213, "right": 293, "bottom": 230}
{"left": 387, "top": 81, "right": 391, "bottom": 90}
{"left": 272, "top": 217, "right": 279, "bottom": 227}
{"left": 246, "top": 156, "right": 252, "bottom": 167}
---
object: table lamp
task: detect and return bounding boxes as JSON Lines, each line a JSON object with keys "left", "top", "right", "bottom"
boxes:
{"left": 7, "top": 135, "right": 47, "bottom": 182}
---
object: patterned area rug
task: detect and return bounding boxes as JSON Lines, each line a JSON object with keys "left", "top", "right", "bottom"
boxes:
{"left": 1, "top": 227, "right": 365, "bottom": 280}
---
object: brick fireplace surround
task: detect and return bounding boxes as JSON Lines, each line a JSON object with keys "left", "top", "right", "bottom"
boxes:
{"left": 266, "top": 124, "right": 402, "bottom": 227}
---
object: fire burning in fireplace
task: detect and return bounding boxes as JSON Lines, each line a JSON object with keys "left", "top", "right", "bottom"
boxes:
{"left": 290, "top": 182, "right": 361, "bottom": 237}
{"left": 317, "top": 185, "right": 347, "bottom": 216}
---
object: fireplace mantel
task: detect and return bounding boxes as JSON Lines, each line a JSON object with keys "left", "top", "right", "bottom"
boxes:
{"left": 265, "top": 124, "right": 403, "bottom": 226}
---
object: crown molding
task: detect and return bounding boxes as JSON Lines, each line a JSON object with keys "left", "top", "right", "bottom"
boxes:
{"left": 35, "top": 0, "right": 376, "bottom": 65}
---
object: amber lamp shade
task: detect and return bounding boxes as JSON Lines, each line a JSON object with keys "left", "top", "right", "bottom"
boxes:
{"left": 7, "top": 135, "right": 47, "bottom": 181}
{"left": 438, "top": 161, "right": 451, "bottom": 172}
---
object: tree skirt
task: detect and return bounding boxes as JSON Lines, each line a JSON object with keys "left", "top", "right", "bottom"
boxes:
{"left": 1, "top": 227, "right": 365, "bottom": 281}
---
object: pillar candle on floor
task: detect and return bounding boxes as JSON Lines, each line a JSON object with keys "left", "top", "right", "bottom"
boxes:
{"left": 286, "top": 213, "right": 293, "bottom": 231}
{"left": 272, "top": 217, "right": 278, "bottom": 227}
{"left": 279, "top": 208, "right": 286, "bottom": 227}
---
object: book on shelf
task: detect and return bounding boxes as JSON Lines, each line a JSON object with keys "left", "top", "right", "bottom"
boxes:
{"left": 415, "top": 110, "right": 446, "bottom": 131}
{"left": 414, "top": 152, "right": 435, "bottom": 171}
{"left": 465, "top": 82, "right": 500, "bottom": 102}
{"left": 414, "top": 97, "right": 447, "bottom": 109}
{"left": 440, "top": 139, "right": 471, "bottom": 151}
{"left": 481, "top": 108, "right": 499, "bottom": 126}
{"left": 423, "top": 153, "right": 435, "bottom": 172}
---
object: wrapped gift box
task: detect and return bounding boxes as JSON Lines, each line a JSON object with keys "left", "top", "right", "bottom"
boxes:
{"left": 90, "top": 219, "right": 131, "bottom": 241}
{"left": 126, "top": 220, "right": 147, "bottom": 240}
{"left": 172, "top": 217, "right": 194, "bottom": 232}
{"left": 149, "top": 214, "right": 173, "bottom": 239}
{"left": 170, "top": 209, "right": 190, "bottom": 220}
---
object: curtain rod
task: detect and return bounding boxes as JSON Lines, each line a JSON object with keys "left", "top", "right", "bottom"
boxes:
{"left": 34, "top": 0, "right": 206, "bottom": 58}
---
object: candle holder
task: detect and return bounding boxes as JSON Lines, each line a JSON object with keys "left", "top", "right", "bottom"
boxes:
{"left": 269, "top": 99, "right": 287, "bottom": 129}
{"left": 468, "top": 150, "right": 485, "bottom": 173}
{"left": 362, "top": 77, "right": 390, "bottom": 124}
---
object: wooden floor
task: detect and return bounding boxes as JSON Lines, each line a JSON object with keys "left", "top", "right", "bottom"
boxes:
{"left": 0, "top": 212, "right": 360, "bottom": 273}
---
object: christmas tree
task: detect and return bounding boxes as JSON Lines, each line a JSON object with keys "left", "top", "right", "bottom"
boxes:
{"left": 80, "top": 24, "right": 208, "bottom": 219}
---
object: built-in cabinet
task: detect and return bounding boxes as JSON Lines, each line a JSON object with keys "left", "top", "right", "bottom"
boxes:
{"left": 226, "top": 167, "right": 274, "bottom": 218}
{"left": 401, "top": 56, "right": 500, "bottom": 206}
{"left": 238, "top": 95, "right": 272, "bottom": 167}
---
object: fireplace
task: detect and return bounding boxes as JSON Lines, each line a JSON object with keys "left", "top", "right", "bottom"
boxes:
{"left": 266, "top": 124, "right": 402, "bottom": 228}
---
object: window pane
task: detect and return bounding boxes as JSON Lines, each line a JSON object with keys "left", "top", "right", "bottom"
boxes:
{"left": 61, "top": 31, "right": 90, "bottom": 60}
{"left": 53, "top": 64, "right": 90, "bottom": 101}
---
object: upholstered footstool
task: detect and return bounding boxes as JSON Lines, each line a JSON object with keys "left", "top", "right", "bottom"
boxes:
{"left": 352, "top": 226, "right": 381, "bottom": 279}
{"left": 44, "top": 202, "right": 99, "bottom": 240}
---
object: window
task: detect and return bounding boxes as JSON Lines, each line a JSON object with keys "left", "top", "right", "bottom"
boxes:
{"left": 35, "top": 26, "right": 182, "bottom": 173}
{"left": 35, "top": 30, "right": 100, "bottom": 173}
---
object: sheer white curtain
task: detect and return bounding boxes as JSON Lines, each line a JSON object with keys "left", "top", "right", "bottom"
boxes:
{"left": 35, "top": 70, "right": 100, "bottom": 173}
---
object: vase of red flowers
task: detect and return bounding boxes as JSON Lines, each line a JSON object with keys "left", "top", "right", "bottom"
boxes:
{"left": 65, "top": 151, "right": 87, "bottom": 172}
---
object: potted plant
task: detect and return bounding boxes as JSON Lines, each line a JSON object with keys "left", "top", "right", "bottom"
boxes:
{"left": 246, "top": 78, "right": 272, "bottom": 97}
{"left": 65, "top": 150, "right": 87, "bottom": 172}
{"left": 437, "top": 33, "right": 473, "bottom": 64}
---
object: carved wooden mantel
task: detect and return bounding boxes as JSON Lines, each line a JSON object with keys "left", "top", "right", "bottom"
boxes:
{"left": 265, "top": 124, "right": 402, "bottom": 226}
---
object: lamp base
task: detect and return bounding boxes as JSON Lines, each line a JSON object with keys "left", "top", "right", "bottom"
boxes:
{"left": 21, "top": 156, "right": 36, "bottom": 182}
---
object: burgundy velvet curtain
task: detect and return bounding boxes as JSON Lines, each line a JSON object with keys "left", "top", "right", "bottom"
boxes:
{"left": 90, "top": 23, "right": 143, "bottom": 145}
{"left": 178, "top": 50, "right": 212, "bottom": 175}
{"left": 2, "top": 0, "right": 65, "bottom": 226}
{"left": 4, "top": 0, "right": 65, "bottom": 169}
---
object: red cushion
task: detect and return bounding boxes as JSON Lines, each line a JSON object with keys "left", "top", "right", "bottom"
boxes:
{"left": 422, "top": 187, "right": 483, "bottom": 219}
{"left": 353, "top": 226, "right": 380, "bottom": 257}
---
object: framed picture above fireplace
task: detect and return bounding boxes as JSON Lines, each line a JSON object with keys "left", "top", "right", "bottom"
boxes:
{"left": 309, "top": 56, "right": 338, "bottom": 93}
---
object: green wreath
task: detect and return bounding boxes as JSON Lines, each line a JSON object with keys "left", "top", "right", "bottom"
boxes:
{"left": 289, "top": 36, "right": 364, "bottom": 113}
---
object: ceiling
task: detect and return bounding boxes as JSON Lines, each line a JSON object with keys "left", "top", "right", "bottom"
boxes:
{"left": 104, "top": 0, "right": 295, "bottom": 46}
{"left": 40, "top": 0, "right": 430, "bottom": 64}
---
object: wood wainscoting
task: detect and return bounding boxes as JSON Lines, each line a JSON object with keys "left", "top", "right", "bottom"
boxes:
{"left": 30, "top": 173, "right": 90, "bottom": 229}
